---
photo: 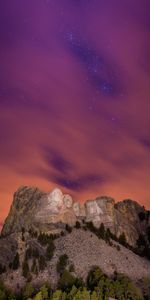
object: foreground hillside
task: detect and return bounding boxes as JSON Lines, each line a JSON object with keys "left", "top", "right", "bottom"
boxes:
{"left": 0, "top": 226, "right": 150, "bottom": 290}
{"left": 0, "top": 186, "right": 150, "bottom": 299}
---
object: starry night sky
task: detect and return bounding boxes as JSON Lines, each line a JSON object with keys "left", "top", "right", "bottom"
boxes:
{"left": 0, "top": 0, "right": 150, "bottom": 225}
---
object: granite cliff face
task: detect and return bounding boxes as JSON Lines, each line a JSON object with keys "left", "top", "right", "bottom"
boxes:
{"left": 2, "top": 186, "right": 150, "bottom": 246}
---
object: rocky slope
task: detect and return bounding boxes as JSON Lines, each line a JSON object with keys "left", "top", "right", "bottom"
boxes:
{"left": 0, "top": 228, "right": 150, "bottom": 292}
{"left": 0, "top": 186, "right": 150, "bottom": 292}
{"left": 2, "top": 186, "right": 150, "bottom": 246}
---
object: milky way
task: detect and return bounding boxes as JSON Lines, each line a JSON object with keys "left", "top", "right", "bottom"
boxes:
{"left": 0, "top": 0, "right": 150, "bottom": 225}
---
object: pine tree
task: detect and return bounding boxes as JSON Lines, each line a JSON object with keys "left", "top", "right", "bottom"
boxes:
{"left": 118, "top": 232, "right": 127, "bottom": 246}
{"left": 57, "top": 254, "right": 68, "bottom": 274}
{"left": 58, "top": 270, "right": 76, "bottom": 291}
{"left": 40, "top": 284, "right": 48, "bottom": 300}
{"left": 98, "top": 223, "right": 105, "bottom": 239}
{"left": 72, "top": 290, "right": 82, "bottom": 300}
{"left": 81, "top": 288, "right": 90, "bottom": 300}
{"left": 31, "top": 258, "right": 38, "bottom": 275}
{"left": 61, "top": 292, "right": 67, "bottom": 300}
{"left": 38, "top": 255, "right": 46, "bottom": 271}
{"left": 33, "top": 292, "right": 42, "bottom": 300}
{"left": 22, "top": 259, "right": 29, "bottom": 278}
{"left": 91, "top": 291, "right": 99, "bottom": 300}
{"left": 68, "top": 285, "right": 78, "bottom": 299}
{"left": 51, "top": 290, "right": 62, "bottom": 300}
{"left": 12, "top": 253, "right": 20, "bottom": 270}
{"left": 22, "top": 282, "right": 33, "bottom": 300}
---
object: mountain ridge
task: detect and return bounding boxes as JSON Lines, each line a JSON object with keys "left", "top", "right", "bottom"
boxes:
{"left": 1, "top": 186, "right": 150, "bottom": 247}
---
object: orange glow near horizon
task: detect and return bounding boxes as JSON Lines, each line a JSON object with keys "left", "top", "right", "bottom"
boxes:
{"left": 0, "top": 0, "right": 150, "bottom": 226}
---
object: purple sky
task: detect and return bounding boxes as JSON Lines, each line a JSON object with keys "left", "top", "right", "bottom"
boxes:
{"left": 0, "top": 0, "right": 150, "bottom": 224}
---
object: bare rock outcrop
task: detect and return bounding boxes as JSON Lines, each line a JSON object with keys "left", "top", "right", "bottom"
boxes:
{"left": 1, "top": 186, "right": 150, "bottom": 246}
{"left": 114, "top": 200, "right": 150, "bottom": 245}
{"left": 1, "top": 187, "right": 77, "bottom": 236}
{"left": 85, "top": 197, "right": 115, "bottom": 230}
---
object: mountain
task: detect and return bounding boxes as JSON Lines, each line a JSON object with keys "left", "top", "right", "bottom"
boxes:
{"left": 0, "top": 186, "right": 150, "bottom": 294}
{"left": 2, "top": 186, "right": 150, "bottom": 246}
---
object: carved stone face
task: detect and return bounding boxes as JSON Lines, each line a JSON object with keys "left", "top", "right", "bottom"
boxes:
{"left": 73, "top": 202, "right": 86, "bottom": 217}
{"left": 73, "top": 202, "right": 80, "bottom": 216}
{"left": 47, "top": 188, "right": 64, "bottom": 213}
{"left": 63, "top": 194, "right": 73, "bottom": 208}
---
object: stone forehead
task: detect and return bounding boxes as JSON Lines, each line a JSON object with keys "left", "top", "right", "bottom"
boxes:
{"left": 49, "top": 188, "right": 63, "bottom": 198}
{"left": 47, "top": 188, "right": 64, "bottom": 208}
{"left": 73, "top": 202, "right": 81, "bottom": 216}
